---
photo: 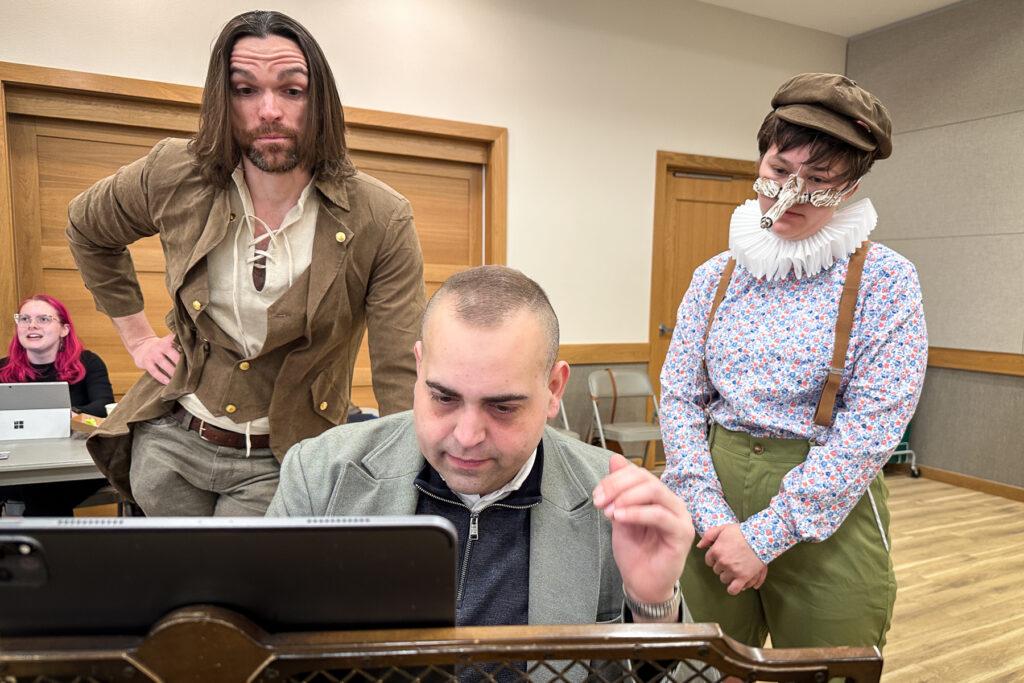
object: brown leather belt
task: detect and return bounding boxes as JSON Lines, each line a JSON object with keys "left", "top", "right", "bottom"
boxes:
{"left": 171, "top": 404, "right": 270, "bottom": 450}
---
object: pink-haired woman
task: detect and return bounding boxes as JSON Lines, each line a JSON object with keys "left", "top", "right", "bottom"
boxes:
{"left": 1, "top": 294, "right": 114, "bottom": 516}
{"left": 1, "top": 294, "right": 113, "bottom": 416}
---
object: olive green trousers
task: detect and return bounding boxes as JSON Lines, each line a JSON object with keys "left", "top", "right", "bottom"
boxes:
{"left": 681, "top": 424, "right": 896, "bottom": 649}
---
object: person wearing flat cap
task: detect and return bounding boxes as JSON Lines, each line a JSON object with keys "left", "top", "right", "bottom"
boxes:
{"left": 659, "top": 73, "right": 928, "bottom": 649}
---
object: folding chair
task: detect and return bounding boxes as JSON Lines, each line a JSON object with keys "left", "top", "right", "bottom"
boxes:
{"left": 587, "top": 369, "right": 661, "bottom": 469}
{"left": 549, "top": 400, "right": 579, "bottom": 440}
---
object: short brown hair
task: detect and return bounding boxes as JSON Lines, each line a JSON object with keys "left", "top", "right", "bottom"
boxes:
{"left": 757, "top": 112, "right": 876, "bottom": 186}
{"left": 422, "top": 266, "right": 560, "bottom": 369}
{"left": 189, "top": 10, "right": 356, "bottom": 187}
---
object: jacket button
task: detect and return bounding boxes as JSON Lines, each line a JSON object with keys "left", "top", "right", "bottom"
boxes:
{"left": 225, "top": 404, "right": 237, "bottom": 414}
{"left": 319, "top": 401, "right": 328, "bottom": 411}
{"left": 229, "top": 212, "right": 237, "bottom": 221}
{"left": 752, "top": 444, "right": 765, "bottom": 455}
{"left": 335, "top": 232, "right": 346, "bottom": 243}
{"left": 239, "top": 361, "right": 250, "bottom": 371}
{"left": 192, "top": 300, "right": 202, "bottom": 311}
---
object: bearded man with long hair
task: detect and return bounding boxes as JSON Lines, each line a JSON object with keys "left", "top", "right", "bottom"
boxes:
{"left": 67, "top": 11, "right": 425, "bottom": 516}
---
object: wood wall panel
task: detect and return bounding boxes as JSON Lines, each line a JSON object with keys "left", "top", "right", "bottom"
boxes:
{"left": 39, "top": 269, "right": 172, "bottom": 396}
{"left": 351, "top": 151, "right": 483, "bottom": 269}
{"left": 9, "top": 116, "right": 178, "bottom": 396}
{"left": 5, "top": 86, "right": 200, "bottom": 134}
{"left": 347, "top": 127, "right": 487, "bottom": 164}
{"left": 346, "top": 150, "right": 483, "bottom": 408}
{"left": 1, "top": 61, "right": 506, "bottom": 410}
{"left": 8, "top": 118, "right": 41, "bottom": 298}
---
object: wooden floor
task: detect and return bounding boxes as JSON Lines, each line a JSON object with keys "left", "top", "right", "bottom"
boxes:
{"left": 882, "top": 473, "right": 1024, "bottom": 682}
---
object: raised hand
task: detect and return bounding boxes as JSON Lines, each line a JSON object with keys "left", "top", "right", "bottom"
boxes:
{"left": 592, "top": 453, "right": 694, "bottom": 616}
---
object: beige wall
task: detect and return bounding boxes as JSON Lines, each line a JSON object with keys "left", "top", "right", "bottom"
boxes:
{"left": 0, "top": 0, "right": 846, "bottom": 344}
{"left": 847, "top": 0, "right": 1024, "bottom": 485}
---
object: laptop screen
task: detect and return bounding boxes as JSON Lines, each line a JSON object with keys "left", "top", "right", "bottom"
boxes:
{"left": 0, "top": 382, "right": 71, "bottom": 411}
{"left": 0, "top": 382, "right": 71, "bottom": 440}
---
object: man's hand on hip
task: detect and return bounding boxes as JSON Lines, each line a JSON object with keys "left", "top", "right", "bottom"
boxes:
{"left": 112, "top": 311, "right": 181, "bottom": 385}
{"left": 699, "top": 524, "right": 767, "bottom": 595}
{"left": 129, "top": 334, "right": 181, "bottom": 384}
{"left": 592, "top": 453, "right": 694, "bottom": 619}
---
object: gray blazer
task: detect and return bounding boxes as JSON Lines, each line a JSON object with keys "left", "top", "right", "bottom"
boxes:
{"left": 268, "top": 411, "right": 624, "bottom": 625}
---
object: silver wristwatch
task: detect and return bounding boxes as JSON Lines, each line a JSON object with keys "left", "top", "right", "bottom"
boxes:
{"left": 623, "top": 581, "right": 682, "bottom": 621}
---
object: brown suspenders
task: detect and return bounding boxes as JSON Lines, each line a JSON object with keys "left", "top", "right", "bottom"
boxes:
{"left": 811, "top": 243, "right": 871, "bottom": 426}
{"left": 702, "top": 257, "right": 736, "bottom": 385}
{"left": 702, "top": 243, "right": 871, "bottom": 429}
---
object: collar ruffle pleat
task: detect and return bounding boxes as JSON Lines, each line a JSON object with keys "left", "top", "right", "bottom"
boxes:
{"left": 728, "top": 198, "right": 877, "bottom": 281}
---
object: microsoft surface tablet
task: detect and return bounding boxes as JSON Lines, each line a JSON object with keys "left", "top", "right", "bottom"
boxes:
{"left": 0, "top": 382, "right": 71, "bottom": 440}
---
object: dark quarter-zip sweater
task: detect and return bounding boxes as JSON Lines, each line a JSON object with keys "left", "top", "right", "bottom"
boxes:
{"left": 414, "top": 444, "right": 544, "bottom": 628}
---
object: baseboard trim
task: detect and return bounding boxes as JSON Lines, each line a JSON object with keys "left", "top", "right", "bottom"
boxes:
{"left": 889, "top": 463, "right": 1024, "bottom": 503}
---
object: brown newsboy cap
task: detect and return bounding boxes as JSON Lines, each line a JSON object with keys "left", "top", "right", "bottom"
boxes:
{"left": 772, "top": 73, "right": 892, "bottom": 159}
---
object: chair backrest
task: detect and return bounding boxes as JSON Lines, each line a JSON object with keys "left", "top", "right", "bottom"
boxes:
{"left": 587, "top": 369, "right": 655, "bottom": 400}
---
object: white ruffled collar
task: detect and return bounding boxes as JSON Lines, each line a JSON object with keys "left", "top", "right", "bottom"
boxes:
{"left": 728, "top": 198, "right": 877, "bottom": 281}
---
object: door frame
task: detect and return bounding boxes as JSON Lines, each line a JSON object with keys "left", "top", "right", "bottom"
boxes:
{"left": 647, "top": 151, "right": 758, "bottom": 390}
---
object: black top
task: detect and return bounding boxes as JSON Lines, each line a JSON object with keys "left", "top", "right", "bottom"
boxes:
{"left": 414, "top": 446, "right": 543, "bottom": 683}
{"left": 414, "top": 444, "right": 543, "bottom": 629}
{"left": 0, "top": 350, "right": 114, "bottom": 417}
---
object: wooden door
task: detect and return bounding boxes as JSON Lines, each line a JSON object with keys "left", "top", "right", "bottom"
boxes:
{"left": 648, "top": 152, "right": 757, "bottom": 393}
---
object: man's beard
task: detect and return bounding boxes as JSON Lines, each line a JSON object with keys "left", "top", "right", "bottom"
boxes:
{"left": 236, "top": 124, "right": 302, "bottom": 174}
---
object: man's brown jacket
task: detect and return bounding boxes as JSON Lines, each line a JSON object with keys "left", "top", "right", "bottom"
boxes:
{"left": 67, "top": 138, "right": 425, "bottom": 500}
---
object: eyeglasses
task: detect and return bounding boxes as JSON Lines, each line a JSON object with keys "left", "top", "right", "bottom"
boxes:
{"left": 753, "top": 176, "right": 855, "bottom": 208}
{"left": 13, "top": 314, "right": 60, "bottom": 326}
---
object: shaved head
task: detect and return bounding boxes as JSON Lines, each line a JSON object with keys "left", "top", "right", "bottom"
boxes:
{"left": 421, "top": 265, "right": 560, "bottom": 370}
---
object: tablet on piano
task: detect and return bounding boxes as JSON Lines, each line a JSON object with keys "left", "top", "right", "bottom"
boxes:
{"left": 0, "top": 516, "right": 457, "bottom": 636}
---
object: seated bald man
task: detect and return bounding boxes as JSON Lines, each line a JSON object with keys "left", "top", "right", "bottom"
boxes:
{"left": 267, "top": 265, "right": 694, "bottom": 627}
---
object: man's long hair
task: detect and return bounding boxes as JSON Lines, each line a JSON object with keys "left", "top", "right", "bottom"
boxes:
{"left": 0, "top": 295, "right": 85, "bottom": 384}
{"left": 189, "top": 10, "right": 356, "bottom": 187}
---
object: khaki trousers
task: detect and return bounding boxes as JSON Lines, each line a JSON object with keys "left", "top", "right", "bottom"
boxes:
{"left": 129, "top": 413, "right": 280, "bottom": 516}
{"left": 682, "top": 424, "right": 896, "bottom": 649}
